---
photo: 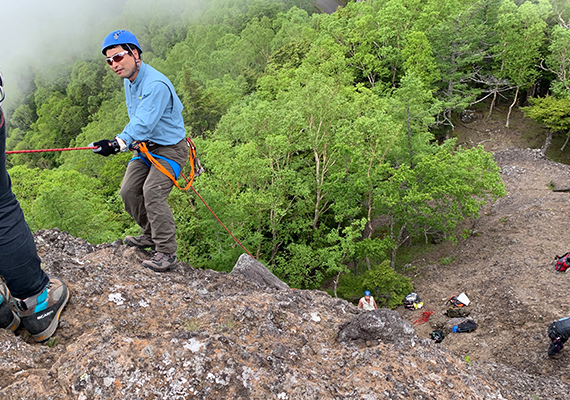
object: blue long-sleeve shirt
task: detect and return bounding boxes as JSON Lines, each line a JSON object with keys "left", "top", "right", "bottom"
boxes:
{"left": 117, "top": 62, "right": 186, "bottom": 147}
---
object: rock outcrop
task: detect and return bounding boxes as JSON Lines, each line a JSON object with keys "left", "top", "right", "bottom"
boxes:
{"left": 338, "top": 308, "right": 415, "bottom": 346}
{"left": 0, "top": 222, "right": 569, "bottom": 399}
{"left": 230, "top": 253, "right": 289, "bottom": 290}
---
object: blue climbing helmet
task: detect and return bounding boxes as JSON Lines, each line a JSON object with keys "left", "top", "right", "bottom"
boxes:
{"left": 364, "top": 290, "right": 371, "bottom": 296}
{"left": 102, "top": 30, "right": 142, "bottom": 55}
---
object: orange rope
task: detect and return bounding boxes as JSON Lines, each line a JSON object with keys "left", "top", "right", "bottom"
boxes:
{"left": 7, "top": 140, "right": 255, "bottom": 259}
{"left": 190, "top": 185, "right": 254, "bottom": 258}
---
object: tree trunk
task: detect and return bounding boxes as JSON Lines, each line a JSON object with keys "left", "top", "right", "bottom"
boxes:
{"left": 364, "top": 190, "right": 374, "bottom": 271}
{"left": 406, "top": 105, "right": 414, "bottom": 168}
{"left": 488, "top": 59, "right": 505, "bottom": 121}
{"left": 528, "top": 83, "right": 536, "bottom": 99}
{"left": 506, "top": 86, "right": 519, "bottom": 128}
{"left": 487, "top": 87, "right": 498, "bottom": 121}
{"left": 333, "top": 271, "right": 341, "bottom": 298}
{"left": 560, "top": 134, "right": 569, "bottom": 152}
{"left": 390, "top": 224, "right": 408, "bottom": 270}
{"left": 541, "top": 130, "right": 552, "bottom": 155}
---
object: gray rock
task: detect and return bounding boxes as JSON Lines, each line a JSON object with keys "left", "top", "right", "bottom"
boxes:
{"left": 338, "top": 308, "right": 415, "bottom": 345}
{"left": 549, "top": 179, "right": 570, "bottom": 192}
{"left": 230, "top": 253, "right": 289, "bottom": 290}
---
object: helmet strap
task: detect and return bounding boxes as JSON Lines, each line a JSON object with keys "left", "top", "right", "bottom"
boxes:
{"left": 124, "top": 44, "right": 141, "bottom": 80}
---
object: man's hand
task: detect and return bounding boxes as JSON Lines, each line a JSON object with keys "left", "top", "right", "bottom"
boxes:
{"left": 91, "top": 139, "right": 121, "bottom": 157}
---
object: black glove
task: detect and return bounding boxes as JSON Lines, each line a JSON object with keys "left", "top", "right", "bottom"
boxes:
{"left": 91, "top": 139, "right": 121, "bottom": 157}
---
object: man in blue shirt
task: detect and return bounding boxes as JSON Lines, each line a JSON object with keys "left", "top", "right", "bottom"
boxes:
{"left": 92, "top": 30, "right": 188, "bottom": 272}
{"left": 0, "top": 69, "right": 69, "bottom": 342}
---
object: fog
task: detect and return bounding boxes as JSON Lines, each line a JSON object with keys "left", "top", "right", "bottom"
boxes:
{"left": 0, "top": 1, "right": 122, "bottom": 106}
{"left": 0, "top": 0, "right": 200, "bottom": 109}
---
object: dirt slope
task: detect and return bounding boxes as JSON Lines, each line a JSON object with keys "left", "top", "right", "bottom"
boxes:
{"left": 402, "top": 107, "right": 570, "bottom": 385}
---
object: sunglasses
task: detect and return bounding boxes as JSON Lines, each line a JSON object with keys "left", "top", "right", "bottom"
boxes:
{"left": 106, "top": 51, "right": 130, "bottom": 66}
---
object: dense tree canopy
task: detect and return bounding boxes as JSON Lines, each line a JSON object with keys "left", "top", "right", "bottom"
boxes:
{"left": 8, "top": 0, "right": 569, "bottom": 303}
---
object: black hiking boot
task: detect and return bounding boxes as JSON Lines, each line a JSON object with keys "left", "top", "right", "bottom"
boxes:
{"left": 0, "top": 281, "right": 20, "bottom": 332}
{"left": 124, "top": 234, "right": 155, "bottom": 250}
{"left": 142, "top": 252, "right": 177, "bottom": 272}
{"left": 15, "top": 277, "right": 69, "bottom": 342}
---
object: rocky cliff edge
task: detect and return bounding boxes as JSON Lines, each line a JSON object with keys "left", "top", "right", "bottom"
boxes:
{"left": 1, "top": 216, "right": 569, "bottom": 399}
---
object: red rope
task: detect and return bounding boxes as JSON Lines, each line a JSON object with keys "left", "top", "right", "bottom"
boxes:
{"left": 164, "top": 144, "right": 254, "bottom": 258}
{"left": 189, "top": 186, "right": 254, "bottom": 259}
{"left": 410, "top": 309, "right": 435, "bottom": 326}
{"left": 7, "top": 146, "right": 97, "bottom": 154}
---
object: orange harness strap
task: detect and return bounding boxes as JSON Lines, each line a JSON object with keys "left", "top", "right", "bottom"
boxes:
{"left": 135, "top": 139, "right": 199, "bottom": 190}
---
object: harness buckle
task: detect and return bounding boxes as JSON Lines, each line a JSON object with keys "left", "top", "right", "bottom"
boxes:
{"left": 129, "top": 140, "right": 156, "bottom": 151}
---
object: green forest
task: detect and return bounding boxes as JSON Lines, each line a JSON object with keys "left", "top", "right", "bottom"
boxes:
{"left": 4, "top": 0, "right": 570, "bottom": 306}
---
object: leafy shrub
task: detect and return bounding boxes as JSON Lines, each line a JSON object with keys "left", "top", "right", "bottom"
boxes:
{"left": 337, "top": 260, "right": 413, "bottom": 309}
{"left": 362, "top": 261, "right": 413, "bottom": 309}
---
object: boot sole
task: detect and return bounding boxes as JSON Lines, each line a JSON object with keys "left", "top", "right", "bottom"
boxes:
{"left": 7, "top": 313, "right": 20, "bottom": 331}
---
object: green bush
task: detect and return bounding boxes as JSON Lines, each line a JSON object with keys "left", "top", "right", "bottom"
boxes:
{"left": 362, "top": 261, "right": 413, "bottom": 309}
{"left": 336, "top": 260, "right": 413, "bottom": 309}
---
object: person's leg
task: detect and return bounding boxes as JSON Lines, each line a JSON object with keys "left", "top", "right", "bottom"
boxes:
{"left": 143, "top": 162, "right": 177, "bottom": 254}
{"left": 120, "top": 158, "right": 152, "bottom": 237}
{"left": 0, "top": 111, "right": 48, "bottom": 298}
{"left": 549, "top": 338, "right": 563, "bottom": 357}
{"left": 548, "top": 322, "right": 563, "bottom": 357}
{"left": 142, "top": 139, "right": 188, "bottom": 255}
{"left": 0, "top": 111, "right": 69, "bottom": 342}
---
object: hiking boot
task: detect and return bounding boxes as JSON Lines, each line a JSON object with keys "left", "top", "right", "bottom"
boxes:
{"left": 0, "top": 282, "right": 20, "bottom": 332}
{"left": 124, "top": 234, "right": 155, "bottom": 250}
{"left": 15, "top": 277, "right": 69, "bottom": 342}
{"left": 142, "top": 252, "right": 177, "bottom": 272}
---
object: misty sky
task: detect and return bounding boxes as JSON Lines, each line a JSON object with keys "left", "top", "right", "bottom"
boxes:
{"left": 0, "top": 0, "right": 199, "bottom": 109}
{"left": 0, "top": 0, "right": 133, "bottom": 104}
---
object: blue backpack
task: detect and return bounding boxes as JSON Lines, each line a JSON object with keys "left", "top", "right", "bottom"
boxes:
{"left": 452, "top": 319, "right": 478, "bottom": 333}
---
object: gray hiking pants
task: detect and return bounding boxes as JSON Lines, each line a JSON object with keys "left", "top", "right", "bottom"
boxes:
{"left": 120, "top": 139, "right": 188, "bottom": 254}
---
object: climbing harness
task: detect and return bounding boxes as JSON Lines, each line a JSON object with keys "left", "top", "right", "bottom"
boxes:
{"left": 129, "top": 138, "right": 203, "bottom": 190}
